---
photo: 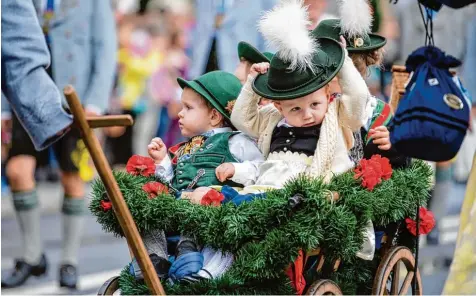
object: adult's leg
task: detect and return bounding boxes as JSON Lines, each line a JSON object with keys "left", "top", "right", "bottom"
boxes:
{"left": 2, "top": 116, "right": 47, "bottom": 288}
{"left": 54, "top": 128, "right": 86, "bottom": 288}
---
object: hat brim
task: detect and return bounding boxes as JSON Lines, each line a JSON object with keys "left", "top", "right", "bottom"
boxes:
{"left": 238, "top": 41, "right": 272, "bottom": 63}
{"left": 177, "top": 78, "right": 230, "bottom": 120}
{"left": 252, "top": 38, "right": 345, "bottom": 100}
{"left": 348, "top": 34, "right": 387, "bottom": 52}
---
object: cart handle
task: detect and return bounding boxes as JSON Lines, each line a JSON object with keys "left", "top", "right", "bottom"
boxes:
{"left": 64, "top": 85, "right": 165, "bottom": 295}
{"left": 86, "top": 115, "right": 133, "bottom": 128}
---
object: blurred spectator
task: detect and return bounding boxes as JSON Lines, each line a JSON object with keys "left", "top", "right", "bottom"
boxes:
{"left": 188, "top": 0, "right": 277, "bottom": 78}
{"left": 152, "top": 27, "right": 190, "bottom": 147}
{"left": 104, "top": 13, "right": 167, "bottom": 168}
{"left": 1, "top": 1, "right": 72, "bottom": 152}
{"left": 305, "top": 0, "right": 336, "bottom": 30}
{"left": 2, "top": 0, "right": 116, "bottom": 289}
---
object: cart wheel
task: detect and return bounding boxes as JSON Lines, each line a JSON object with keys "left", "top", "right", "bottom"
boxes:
{"left": 372, "top": 246, "right": 422, "bottom": 295}
{"left": 306, "top": 279, "right": 343, "bottom": 295}
{"left": 97, "top": 276, "right": 121, "bottom": 295}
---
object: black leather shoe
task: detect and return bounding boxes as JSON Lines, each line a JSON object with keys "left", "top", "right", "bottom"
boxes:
{"left": 59, "top": 264, "right": 77, "bottom": 289}
{"left": 1, "top": 254, "right": 48, "bottom": 288}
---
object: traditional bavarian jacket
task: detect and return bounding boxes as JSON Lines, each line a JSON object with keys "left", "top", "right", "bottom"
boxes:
{"left": 155, "top": 127, "right": 263, "bottom": 191}
{"left": 230, "top": 55, "right": 370, "bottom": 185}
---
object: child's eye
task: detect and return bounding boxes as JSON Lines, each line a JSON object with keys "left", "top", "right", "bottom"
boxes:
{"left": 311, "top": 102, "right": 320, "bottom": 107}
{"left": 290, "top": 107, "right": 301, "bottom": 112}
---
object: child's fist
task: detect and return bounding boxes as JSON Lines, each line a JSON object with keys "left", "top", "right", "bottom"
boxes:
{"left": 249, "top": 62, "right": 270, "bottom": 78}
{"left": 369, "top": 126, "right": 391, "bottom": 150}
{"left": 215, "top": 163, "right": 235, "bottom": 182}
{"left": 339, "top": 35, "right": 347, "bottom": 48}
{"left": 148, "top": 137, "right": 167, "bottom": 163}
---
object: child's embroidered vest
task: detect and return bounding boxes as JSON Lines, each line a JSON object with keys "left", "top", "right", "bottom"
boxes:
{"left": 168, "top": 132, "right": 241, "bottom": 191}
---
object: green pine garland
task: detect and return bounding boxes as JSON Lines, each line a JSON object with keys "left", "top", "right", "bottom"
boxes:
{"left": 90, "top": 160, "right": 432, "bottom": 295}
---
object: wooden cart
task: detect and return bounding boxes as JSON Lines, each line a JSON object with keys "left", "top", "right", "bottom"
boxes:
{"left": 67, "top": 63, "right": 424, "bottom": 295}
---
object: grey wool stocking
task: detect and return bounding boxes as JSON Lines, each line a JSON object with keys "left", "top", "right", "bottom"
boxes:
{"left": 61, "top": 196, "right": 86, "bottom": 265}
{"left": 12, "top": 190, "right": 43, "bottom": 265}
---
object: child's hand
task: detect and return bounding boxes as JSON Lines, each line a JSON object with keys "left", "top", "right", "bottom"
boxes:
{"left": 339, "top": 35, "right": 347, "bottom": 48}
{"left": 369, "top": 126, "right": 391, "bottom": 150}
{"left": 249, "top": 62, "right": 270, "bottom": 78}
{"left": 181, "top": 187, "right": 210, "bottom": 204}
{"left": 215, "top": 163, "right": 235, "bottom": 182}
{"left": 148, "top": 137, "right": 167, "bottom": 163}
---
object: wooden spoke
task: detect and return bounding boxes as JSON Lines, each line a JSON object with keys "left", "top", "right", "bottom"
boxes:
{"left": 390, "top": 261, "right": 400, "bottom": 295}
{"left": 306, "top": 279, "right": 343, "bottom": 295}
{"left": 399, "top": 271, "right": 415, "bottom": 295}
{"left": 372, "top": 246, "right": 422, "bottom": 296}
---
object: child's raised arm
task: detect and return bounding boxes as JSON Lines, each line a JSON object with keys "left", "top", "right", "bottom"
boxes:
{"left": 230, "top": 63, "right": 281, "bottom": 139}
{"left": 336, "top": 38, "right": 370, "bottom": 132}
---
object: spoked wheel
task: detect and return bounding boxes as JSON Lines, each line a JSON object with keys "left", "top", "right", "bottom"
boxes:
{"left": 372, "top": 246, "right": 422, "bottom": 295}
{"left": 97, "top": 276, "right": 121, "bottom": 295}
{"left": 306, "top": 279, "right": 343, "bottom": 295}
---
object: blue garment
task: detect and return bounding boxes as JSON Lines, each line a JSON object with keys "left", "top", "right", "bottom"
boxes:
{"left": 188, "top": 0, "right": 278, "bottom": 78}
{"left": 31, "top": 0, "right": 117, "bottom": 114}
{"left": 168, "top": 252, "right": 204, "bottom": 280}
{"left": 221, "top": 185, "right": 266, "bottom": 206}
{"left": 1, "top": 0, "right": 72, "bottom": 151}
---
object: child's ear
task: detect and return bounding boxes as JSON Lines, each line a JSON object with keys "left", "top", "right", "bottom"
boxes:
{"left": 210, "top": 108, "right": 224, "bottom": 127}
{"left": 273, "top": 101, "right": 283, "bottom": 112}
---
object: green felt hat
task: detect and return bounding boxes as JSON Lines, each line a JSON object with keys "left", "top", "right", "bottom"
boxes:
{"left": 252, "top": 37, "right": 344, "bottom": 100}
{"left": 177, "top": 71, "right": 242, "bottom": 120}
{"left": 237, "top": 41, "right": 274, "bottom": 63}
{"left": 312, "top": 19, "right": 386, "bottom": 52}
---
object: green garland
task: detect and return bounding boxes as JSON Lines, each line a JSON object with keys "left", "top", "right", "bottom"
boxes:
{"left": 90, "top": 160, "right": 432, "bottom": 295}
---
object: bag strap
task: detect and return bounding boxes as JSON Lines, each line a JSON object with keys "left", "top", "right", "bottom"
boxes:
{"left": 418, "top": 3, "right": 436, "bottom": 46}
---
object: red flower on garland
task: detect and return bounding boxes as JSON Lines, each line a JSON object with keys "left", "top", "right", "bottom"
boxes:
{"left": 201, "top": 189, "right": 225, "bottom": 207}
{"left": 142, "top": 181, "right": 169, "bottom": 199}
{"left": 405, "top": 207, "right": 436, "bottom": 236}
{"left": 126, "top": 155, "right": 155, "bottom": 177}
{"left": 100, "top": 200, "right": 112, "bottom": 212}
{"left": 373, "top": 155, "right": 393, "bottom": 180}
{"left": 354, "top": 155, "right": 393, "bottom": 191}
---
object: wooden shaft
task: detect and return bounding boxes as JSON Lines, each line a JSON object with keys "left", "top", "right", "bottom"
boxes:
{"left": 63, "top": 86, "right": 165, "bottom": 295}
{"left": 86, "top": 115, "right": 134, "bottom": 128}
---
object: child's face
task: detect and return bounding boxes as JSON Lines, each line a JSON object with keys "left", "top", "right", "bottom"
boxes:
{"left": 274, "top": 87, "right": 329, "bottom": 127}
{"left": 234, "top": 58, "right": 253, "bottom": 85}
{"left": 177, "top": 88, "right": 220, "bottom": 137}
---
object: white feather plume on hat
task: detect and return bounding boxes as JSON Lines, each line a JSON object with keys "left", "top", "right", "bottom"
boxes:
{"left": 338, "top": 0, "right": 373, "bottom": 38}
{"left": 258, "top": 0, "right": 317, "bottom": 72}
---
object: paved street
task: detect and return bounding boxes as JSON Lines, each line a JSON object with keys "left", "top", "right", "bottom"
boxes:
{"left": 1, "top": 181, "right": 467, "bottom": 295}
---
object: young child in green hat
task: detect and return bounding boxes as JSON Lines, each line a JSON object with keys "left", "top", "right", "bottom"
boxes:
{"left": 224, "top": 1, "right": 369, "bottom": 186}
{"left": 129, "top": 70, "right": 264, "bottom": 283}
{"left": 234, "top": 41, "right": 274, "bottom": 106}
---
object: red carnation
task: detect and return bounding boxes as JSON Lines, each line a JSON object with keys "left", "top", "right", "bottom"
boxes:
{"left": 142, "top": 181, "right": 169, "bottom": 199}
{"left": 100, "top": 200, "right": 112, "bottom": 212}
{"left": 372, "top": 155, "right": 393, "bottom": 180}
{"left": 354, "top": 155, "right": 393, "bottom": 191}
{"left": 405, "top": 207, "right": 436, "bottom": 236}
{"left": 201, "top": 189, "right": 225, "bottom": 207}
{"left": 126, "top": 155, "right": 155, "bottom": 177}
